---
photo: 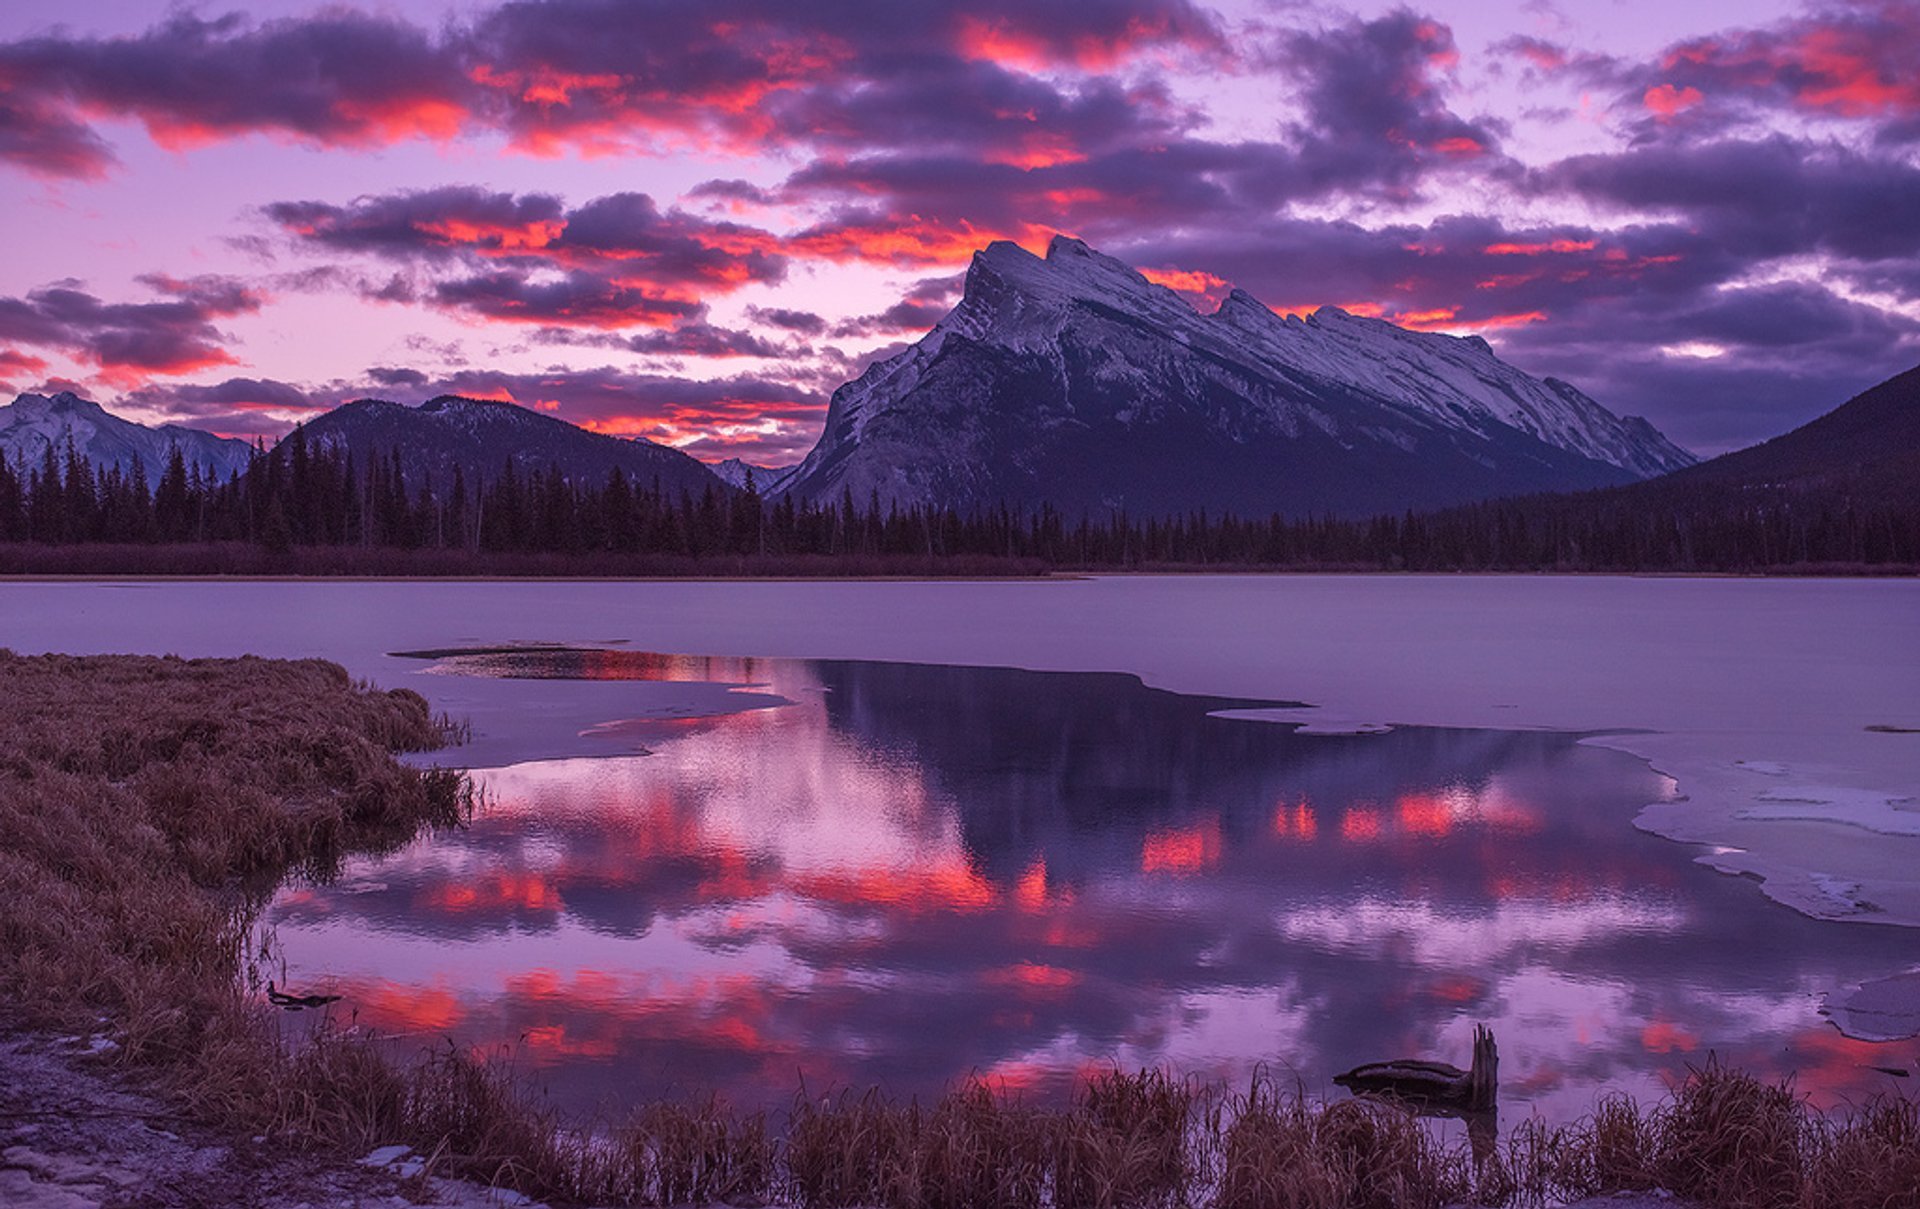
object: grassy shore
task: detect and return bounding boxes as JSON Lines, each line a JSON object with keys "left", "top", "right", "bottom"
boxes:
{"left": 1, "top": 650, "right": 1914, "bottom": 1207}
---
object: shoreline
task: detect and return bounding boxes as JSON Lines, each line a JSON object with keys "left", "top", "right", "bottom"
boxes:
{"left": 4, "top": 646, "right": 1915, "bottom": 1206}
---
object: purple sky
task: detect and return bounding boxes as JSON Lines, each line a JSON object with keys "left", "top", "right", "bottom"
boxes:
{"left": 1, "top": 0, "right": 1916, "bottom": 463}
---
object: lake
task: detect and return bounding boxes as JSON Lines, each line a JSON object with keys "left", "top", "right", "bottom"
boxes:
{"left": 1, "top": 577, "right": 1913, "bottom": 1125}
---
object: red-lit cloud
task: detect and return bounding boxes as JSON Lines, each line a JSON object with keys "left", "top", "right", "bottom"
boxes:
{"left": 0, "top": 1, "right": 1225, "bottom": 177}
{"left": 0, "top": 274, "right": 261, "bottom": 388}
{"left": 267, "top": 187, "right": 789, "bottom": 329}
{"left": 1657, "top": 1, "right": 1920, "bottom": 122}
{"left": 0, "top": 11, "right": 475, "bottom": 170}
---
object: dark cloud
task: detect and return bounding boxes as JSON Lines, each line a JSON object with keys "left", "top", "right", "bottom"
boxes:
{"left": 0, "top": 1, "right": 1223, "bottom": 177}
{"left": 0, "top": 10, "right": 472, "bottom": 175}
{"left": 0, "top": 274, "right": 262, "bottom": 385}
{"left": 1643, "top": 1, "right": 1920, "bottom": 132}
{"left": 0, "top": 92, "right": 116, "bottom": 179}
{"left": 429, "top": 269, "right": 705, "bottom": 330}
{"left": 117, "top": 375, "right": 327, "bottom": 437}
{"left": 1271, "top": 11, "right": 1510, "bottom": 200}
{"left": 1539, "top": 137, "right": 1920, "bottom": 263}
{"left": 368, "top": 366, "right": 430, "bottom": 389}
{"left": 746, "top": 306, "right": 828, "bottom": 336}
{"left": 265, "top": 187, "right": 568, "bottom": 260}
{"left": 460, "top": 0, "right": 1223, "bottom": 155}
{"left": 830, "top": 275, "right": 967, "bottom": 337}
{"left": 764, "top": 7, "right": 1512, "bottom": 264}
{"left": 266, "top": 187, "right": 789, "bottom": 328}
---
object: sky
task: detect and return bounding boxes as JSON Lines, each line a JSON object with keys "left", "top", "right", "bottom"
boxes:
{"left": 0, "top": 0, "right": 1916, "bottom": 464}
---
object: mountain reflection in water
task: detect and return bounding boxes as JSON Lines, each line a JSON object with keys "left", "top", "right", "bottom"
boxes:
{"left": 266, "top": 652, "right": 1915, "bottom": 1121}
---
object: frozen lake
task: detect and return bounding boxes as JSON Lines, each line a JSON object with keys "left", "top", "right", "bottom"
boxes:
{"left": 1, "top": 576, "right": 1914, "bottom": 1121}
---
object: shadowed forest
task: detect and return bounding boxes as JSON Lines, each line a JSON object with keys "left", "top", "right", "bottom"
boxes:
{"left": 1, "top": 432, "right": 1914, "bottom": 576}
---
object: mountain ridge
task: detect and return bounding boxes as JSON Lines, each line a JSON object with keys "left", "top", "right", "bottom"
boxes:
{"left": 0, "top": 391, "right": 255, "bottom": 484}
{"left": 781, "top": 236, "right": 1694, "bottom": 518}
{"left": 292, "top": 394, "right": 723, "bottom": 496}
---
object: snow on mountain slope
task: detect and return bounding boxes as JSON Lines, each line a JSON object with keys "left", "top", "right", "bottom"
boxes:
{"left": 783, "top": 237, "right": 1695, "bottom": 518}
{"left": 709, "top": 458, "right": 798, "bottom": 493}
{"left": 0, "top": 392, "right": 254, "bottom": 483}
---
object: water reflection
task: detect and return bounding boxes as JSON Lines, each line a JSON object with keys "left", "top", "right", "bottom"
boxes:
{"left": 266, "top": 652, "right": 1917, "bottom": 1121}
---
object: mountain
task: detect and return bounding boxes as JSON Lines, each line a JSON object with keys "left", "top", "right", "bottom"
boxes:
{"left": 781, "top": 236, "right": 1694, "bottom": 518}
{"left": 296, "top": 395, "right": 723, "bottom": 496}
{"left": 1649, "top": 363, "right": 1919, "bottom": 505}
{"left": 0, "top": 391, "right": 255, "bottom": 483}
{"left": 709, "top": 457, "right": 798, "bottom": 493}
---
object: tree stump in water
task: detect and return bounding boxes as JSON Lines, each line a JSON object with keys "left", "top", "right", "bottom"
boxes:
{"left": 1332, "top": 1023, "right": 1498, "bottom": 1112}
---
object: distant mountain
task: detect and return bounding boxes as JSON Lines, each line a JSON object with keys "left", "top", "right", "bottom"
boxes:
{"left": 709, "top": 457, "right": 798, "bottom": 493}
{"left": 1649, "top": 363, "right": 1919, "bottom": 505}
{"left": 296, "top": 395, "right": 723, "bottom": 496}
{"left": 781, "top": 237, "right": 1694, "bottom": 518}
{"left": 0, "top": 391, "right": 254, "bottom": 483}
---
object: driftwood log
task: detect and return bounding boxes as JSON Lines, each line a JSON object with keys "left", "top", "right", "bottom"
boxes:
{"left": 1333, "top": 1023, "right": 1498, "bottom": 1112}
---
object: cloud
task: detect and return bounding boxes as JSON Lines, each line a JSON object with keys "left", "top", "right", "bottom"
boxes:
{"left": 266, "top": 187, "right": 568, "bottom": 260}
{"left": 1269, "top": 12, "right": 1509, "bottom": 200}
{"left": 0, "top": 10, "right": 471, "bottom": 176}
{"left": 1651, "top": 1, "right": 1920, "bottom": 126}
{"left": 830, "top": 274, "right": 967, "bottom": 337}
{"left": 266, "top": 187, "right": 790, "bottom": 328}
{"left": 0, "top": 274, "right": 262, "bottom": 387}
{"left": 0, "top": 1, "right": 1225, "bottom": 177}
{"left": 746, "top": 306, "right": 829, "bottom": 336}
{"left": 116, "top": 375, "right": 329, "bottom": 437}
{"left": 1538, "top": 136, "right": 1920, "bottom": 263}
{"left": 428, "top": 269, "right": 706, "bottom": 329}
{"left": 0, "top": 92, "right": 117, "bottom": 179}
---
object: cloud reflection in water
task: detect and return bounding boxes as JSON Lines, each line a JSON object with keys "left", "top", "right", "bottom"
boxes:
{"left": 266, "top": 652, "right": 1916, "bottom": 1120}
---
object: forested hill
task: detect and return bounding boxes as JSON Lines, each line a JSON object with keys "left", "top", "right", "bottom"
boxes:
{"left": 1652, "top": 364, "right": 1920, "bottom": 506}
{"left": 0, "top": 366, "right": 1912, "bottom": 575}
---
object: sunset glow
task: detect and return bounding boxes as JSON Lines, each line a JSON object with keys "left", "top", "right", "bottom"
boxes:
{"left": 1, "top": 0, "right": 1914, "bottom": 462}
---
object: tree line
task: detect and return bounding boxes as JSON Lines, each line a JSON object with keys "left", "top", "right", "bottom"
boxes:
{"left": 0, "top": 432, "right": 1913, "bottom": 573}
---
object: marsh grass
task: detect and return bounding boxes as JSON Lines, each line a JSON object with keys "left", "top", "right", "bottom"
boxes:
{"left": 2, "top": 651, "right": 1915, "bottom": 1207}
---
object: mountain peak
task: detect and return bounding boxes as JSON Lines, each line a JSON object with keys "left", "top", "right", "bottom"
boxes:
{"left": 783, "top": 237, "right": 1697, "bottom": 515}
{"left": 420, "top": 393, "right": 521, "bottom": 414}
{"left": 1045, "top": 234, "right": 1094, "bottom": 262}
{"left": 1, "top": 391, "right": 253, "bottom": 483}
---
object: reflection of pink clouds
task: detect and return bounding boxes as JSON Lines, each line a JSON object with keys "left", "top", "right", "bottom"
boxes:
{"left": 984, "top": 962, "right": 1083, "bottom": 992}
{"left": 422, "top": 871, "right": 564, "bottom": 914}
{"left": 264, "top": 654, "right": 1911, "bottom": 1123}
{"left": 1141, "top": 819, "right": 1220, "bottom": 873}
{"left": 1273, "top": 800, "right": 1319, "bottom": 839}
{"left": 1641, "top": 1018, "right": 1699, "bottom": 1054}
{"left": 328, "top": 978, "right": 467, "bottom": 1033}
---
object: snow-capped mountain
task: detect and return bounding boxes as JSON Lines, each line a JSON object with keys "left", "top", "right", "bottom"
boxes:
{"left": 297, "top": 395, "right": 723, "bottom": 496}
{"left": 781, "top": 237, "right": 1696, "bottom": 517}
{"left": 0, "top": 391, "right": 255, "bottom": 483}
{"left": 709, "top": 457, "right": 798, "bottom": 493}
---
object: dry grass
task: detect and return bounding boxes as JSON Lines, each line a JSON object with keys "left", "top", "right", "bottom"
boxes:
{"left": 3, "top": 651, "right": 1916, "bottom": 1207}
